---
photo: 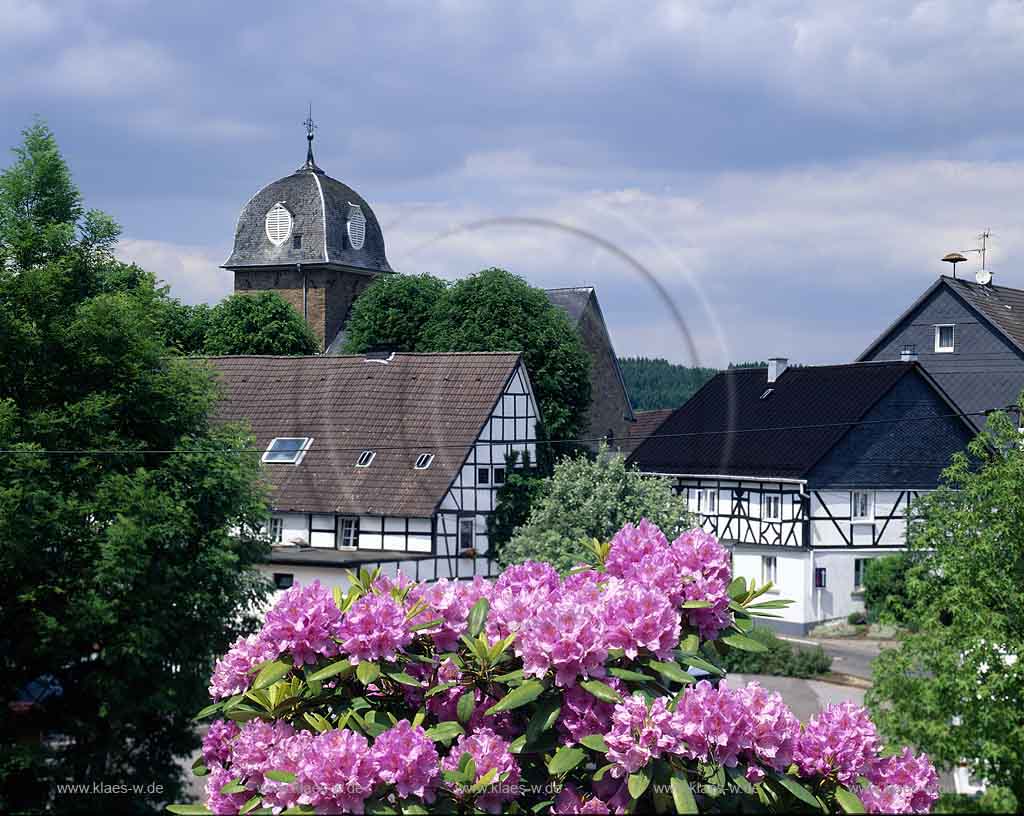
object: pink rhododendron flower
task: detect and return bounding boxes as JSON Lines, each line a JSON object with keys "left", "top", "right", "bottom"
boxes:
{"left": 736, "top": 682, "right": 801, "bottom": 770}
{"left": 517, "top": 590, "right": 607, "bottom": 686}
{"left": 408, "top": 578, "right": 471, "bottom": 651}
{"left": 600, "top": 578, "right": 680, "bottom": 660}
{"left": 493, "top": 560, "right": 560, "bottom": 594}
{"left": 259, "top": 730, "right": 313, "bottom": 812}
{"left": 261, "top": 580, "right": 343, "bottom": 666}
{"left": 487, "top": 582, "right": 559, "bottom": 641}
{"left": 552, "top": 784, "right": 612, "bottom": 814}
{"left": 201, "top": 719, "right": 239, "bottom": 768}
{"left": 205, "top": 765, "right": 251, "bottom": 815}
{"left": 605, "top": 519, "right": 670, "bottom": 579}
{"left": 372, "top": 720, "right": 441, "bottom": 801}
{"left": 336, "top": 592, "right": 413, "bottom": 664}
{"left": 673, "top": 680, "right": 751, "bottom": 767}
{"left": 208, "top": 634, "right": 279, "bottom": 699}
{"left": 442, "top": 727, "right": 520, "bottom": 814}
{"left": 605, "top": 694, "right": 679, "bottom": 777}
{"left": 561, "top": 568, "right": 606, "bottom": 593}
{"left": 230, "top": 719, "right": 296, "bottom": 788}
{"left": 795, "top": 702, "right": 880, "bottom": 786}
{"left": 746, "top": 765, "right": 766, "bottom": 784}
{"left": 667, "top": 530, "right": 733, "bottom": 638}
{"left": 862, "top": 748, "right": 939, "bottom": 814}
{"left": 297, "top": 728, "right": 378, "bottom": 814}
{"left": 557, "top": 680, "right": 624, "bottom": 744}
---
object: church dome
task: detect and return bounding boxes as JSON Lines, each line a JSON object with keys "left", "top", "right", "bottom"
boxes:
{"left": 223, "top": 135, "right": 392, "bottom": 275}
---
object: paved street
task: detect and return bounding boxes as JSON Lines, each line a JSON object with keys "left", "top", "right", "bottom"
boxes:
{"left": 780, "top": 635, "right": 895, "bottom": 680}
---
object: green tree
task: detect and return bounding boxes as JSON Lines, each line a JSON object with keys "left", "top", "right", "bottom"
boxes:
{"left": 487, "top": 451, "right": 546, "bottom": 552}
{"left": 618, "top": 356, "right": 718, "bottom": 410}
{"left": 498, "top": 445, "right": 691, "bottom": 572}
{"left": 342, "top": 273, "right": 448, "bottom": 353}
{"left": 203, "top": 291, "right": 318, "bottom": 356}
{"left": 0, "top": 122, "right": 271, "bottom": 812}
{"left": 866, "top": 402, "right": 1024, "bottom": 802}
{"left": 862, "top": 553, "right": 913, "bottom": 625}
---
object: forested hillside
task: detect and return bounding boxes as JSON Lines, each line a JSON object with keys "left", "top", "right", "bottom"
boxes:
{"left": 618, "top": 357, "right": 719, "bottom": 410}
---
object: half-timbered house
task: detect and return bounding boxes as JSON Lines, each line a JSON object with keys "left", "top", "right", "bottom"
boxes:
{"left": 628, "top": 359, "right": 977, "bottom": 633}
{"left": 208, "top": 352, "right": 539, "bottom": 595}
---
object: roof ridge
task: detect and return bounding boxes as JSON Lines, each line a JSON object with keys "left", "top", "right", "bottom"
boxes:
{"left": 197, "top": 351, "right": 523, "bottom": 360}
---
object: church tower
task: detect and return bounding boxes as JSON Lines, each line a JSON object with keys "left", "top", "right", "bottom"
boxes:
{"left": 223, "top": 115, "right": 392, "bottom": 351}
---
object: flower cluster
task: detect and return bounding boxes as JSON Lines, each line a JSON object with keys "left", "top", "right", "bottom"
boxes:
{"left": 441, "top": 728, "right": 520, "bottom": 814}
{"left": 600, "top": 577, "right": 680, "bottom": 660}
{"left": 862, "top": 748, "right": 940, "bottom": 814}
{"left": 336, "top": 592, "right": 413, "bottom": 664}
{"left": 371, "top": 720, "right": 440, "bottom": 801}
{"left": 518, "top": 587, "right": 608, "bottom": 686}
{"left": 795, "top": 701, "right": 880, "bottom": 786}
{"left": 261, "top": 580, "right": 344, "bottom": 666}
{"left": 557, "top": 681, "right": 622, "bottom": 745}
{"left": 605, "top": 694, "right": 679, "bottom": 776}
{"left": 208, "top": 634, "right": 279, "bottom": 699}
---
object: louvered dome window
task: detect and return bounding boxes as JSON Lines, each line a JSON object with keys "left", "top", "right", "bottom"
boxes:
{"left": 265, "top": 203, "right": 293, "bottom": 246}
{"left": 347, "top": 203, "right": 366, "bottom": 250}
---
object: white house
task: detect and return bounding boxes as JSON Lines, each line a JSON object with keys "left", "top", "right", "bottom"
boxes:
{"left": 628, "top": 358, "right": 978, "bottom": 634}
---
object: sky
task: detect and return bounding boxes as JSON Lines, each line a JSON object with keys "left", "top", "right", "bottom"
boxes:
{"left": 3, "top": 0, "right": 1024, "bottom": 368}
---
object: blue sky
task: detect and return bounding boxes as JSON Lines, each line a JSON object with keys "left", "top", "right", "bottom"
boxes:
{"left": 3, "top": 0, "right": 1023, "bottom": 367}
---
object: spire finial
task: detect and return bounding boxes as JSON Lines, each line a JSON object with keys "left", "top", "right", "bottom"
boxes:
{"left": 300, "top": 104, "right": 323, "bottom": 173}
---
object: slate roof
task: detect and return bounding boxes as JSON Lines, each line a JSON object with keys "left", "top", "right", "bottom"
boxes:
{"left": 545, "top": 287, "right": 593, "bottom": 324}
{"left": 621, "top": 409, "right": 673, "bottom": 456}
{"left": 627, "top": 361, "right": 962, "bottom": 479}
{"left": 223, "top": 158, "right": 392, "bottom": 275}
{"left": 206, "top": 353, "right": 521, "bottom": 517}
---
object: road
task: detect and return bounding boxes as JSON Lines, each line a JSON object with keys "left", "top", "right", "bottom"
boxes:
{"left": 780, "top": 635, "right": 893, "bottom": 680}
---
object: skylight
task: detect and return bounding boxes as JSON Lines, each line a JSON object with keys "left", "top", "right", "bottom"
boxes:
{"left": 356, "top": 450, "right": 376, "bottom": 468}
{"left": 262, "top": 437, "right": 312, "bottom": 464}
{"left": 414, "top": 453, "right": 434, "bottom": 470}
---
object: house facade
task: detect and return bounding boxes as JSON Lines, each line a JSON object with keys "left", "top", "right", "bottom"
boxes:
{"left": 209, "top": 352, "right": 539, "bottom": 595}
{"left": 628, "top": 359, "right": 977, "bottom": 634}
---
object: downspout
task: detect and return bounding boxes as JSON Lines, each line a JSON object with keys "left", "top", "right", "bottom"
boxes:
{"left": 298, "top": 262, "right": 307, "bottom": 322}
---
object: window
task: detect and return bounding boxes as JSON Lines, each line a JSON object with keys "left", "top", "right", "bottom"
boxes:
{"left": 493, "top": 466, "right": 506, "bottom": 485}
{"left": 934, "top": 324, "right": 955, "bottom": 353}
{"left": 265, "top": 202, "right": 292, "bottom": 245}
{"left": 414, "top": 453, "right": 434, "bottom": 470}
{"left": 477, "top": 467, "right": 490, "bottom": 485}
{"left": 698, "top": 488, "right": 718, "bottom": 514}
{"left": 763, "top": 494, "right": 782, "bottom": 521}
{"left": 459, "top": 517, "right": 476, "bottom": 550}
{"left": 338, "top": 516, "right": 359, "bottom": 549}
{"left": 854, "top": 558, "right": 870, "bottom": 592}
{"left": 268, "top": 517, "right": 283, "bottom": 544}
{"left": 273, "top": 573, "right": 294, "bottom": 590}
{"left": 356, "top": 450, "right": 376, "bottom": 467}
{"left": 292, "top": 233, "right": 302, "bottom": 249}
{"left": 851, "top": 490, "right": 873, "bottom": 521}
{"left": 262, "top": 437, "right": 312, "bottom": 464}
{"left": 762, "top": 556, "right": 778, "bottom": 585}
{"left": 347, "top": 203, "right": 366, "bottom": 250}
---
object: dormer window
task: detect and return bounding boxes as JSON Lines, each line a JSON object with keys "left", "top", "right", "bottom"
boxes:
{"left": 265, "top": 203, "right": 292, "bottom": 246}
{"left": 356, "top": 450, "right": 376, "bottom": 468}
{"left": 934, "top": 324, "right": 955, "bottom": 353}
{"left": 347, "top": 203, "right": 366, "bottom": 250}
{"left": 414, "top": 453, "right": 434, "bottom": 470}
{"left": 262, "top": 437, "right": 312, "bottom": 464}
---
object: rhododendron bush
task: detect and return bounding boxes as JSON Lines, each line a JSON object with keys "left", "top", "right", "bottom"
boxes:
{"left": 174, "top": 522, "right": 938, "bottom": 815}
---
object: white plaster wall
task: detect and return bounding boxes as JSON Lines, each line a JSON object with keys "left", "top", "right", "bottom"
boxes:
{"left": 730, "top": 545, "right": 810, "bottom": 629}
{"left": 807, "top": 549, "right": 886, "bottom": 624}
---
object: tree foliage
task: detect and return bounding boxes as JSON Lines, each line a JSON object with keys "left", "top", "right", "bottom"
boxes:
{"left": 202, "top": 292, "right": 319, "bottom": 356}
{"left": 866, "top": 403, "right": 1024, "bottom": 802}
{"left": 487, "top": 451, "right": 546, "bottom": 553}
{"left": 862, "top": 553, "right": 913, "bottom": 625}
{"left": 618, "top": 357, "right": 718, "bottom": 411}
{"left": 0, "top": 122, "right": 272, "bottom": 812}
{"left": 499, "top": 446, "right": 691, "bottom": 572}
{"left": 343, "top": 268, "right": 591, "bottom": 443}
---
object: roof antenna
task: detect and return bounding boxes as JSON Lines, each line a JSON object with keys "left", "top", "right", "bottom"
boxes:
{"left": 300, "top": 103, "right": 322, "bottom": 173}
{"left": 942, "top": 229, "right": 993, "bottom": 285}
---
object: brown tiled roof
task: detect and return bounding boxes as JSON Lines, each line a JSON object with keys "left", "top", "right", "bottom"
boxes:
{"left": 206, "top": 353, "right": 522, "bottom": 517}
{"left": 620, "top": 409, "right": 673, "bottom": 456}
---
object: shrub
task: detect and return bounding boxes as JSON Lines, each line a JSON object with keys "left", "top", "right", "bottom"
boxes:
{"left": 847, "top": 610, "right": 868, "bottom": 626}
{"left": 177, "top": 522, "right": 940, "bottom": 815}
{"left": 863, "top": 554, "right": 913, "bottom": 625}
{"left": 718, "top": 626, "right": 832, "bottom": 679}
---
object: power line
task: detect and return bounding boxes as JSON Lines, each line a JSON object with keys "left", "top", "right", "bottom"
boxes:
{"left": 0, "top": 408, "right": 996, "bottom": 456}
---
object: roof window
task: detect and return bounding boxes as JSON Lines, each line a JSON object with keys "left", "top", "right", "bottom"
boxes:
{"left": 414, "top": 453, "right": 434, "bottom": 470}
{"left": 356, "top": 450, "right": 376, "bottom": 468}
{"left": 262, "top": 437, "right": 312, "bottom": 464}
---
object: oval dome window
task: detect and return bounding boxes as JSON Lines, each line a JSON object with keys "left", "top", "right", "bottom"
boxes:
{"left": 265, "top": 203, "right": 292, "bottom": 246}
{"left": 347, "top": 203, "right": 366, "bottom": 250}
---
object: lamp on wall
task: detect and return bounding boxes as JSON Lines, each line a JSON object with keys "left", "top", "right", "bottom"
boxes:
{"left": 814, "top": 567, "right": 827, "bottom": 589}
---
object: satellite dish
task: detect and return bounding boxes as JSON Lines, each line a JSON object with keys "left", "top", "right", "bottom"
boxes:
{"left": 976, "top": 268, "right": 992, "bottom": 286}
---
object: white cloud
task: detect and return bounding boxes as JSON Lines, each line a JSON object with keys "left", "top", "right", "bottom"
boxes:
{"left": 116, "top": 238, "right": 231, "bottom": 305}
{"left": 0, "top": 0, "right": 58, "bottom": 44}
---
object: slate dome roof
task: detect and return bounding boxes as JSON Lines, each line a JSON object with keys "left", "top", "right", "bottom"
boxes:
{"left": 223, "top": 144, "right": 392, "bottom": 275}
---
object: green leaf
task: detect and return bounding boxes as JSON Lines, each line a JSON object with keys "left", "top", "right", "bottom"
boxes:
{"left": 424, "top": 721, "right": 465, "bottom": 742}
{"left": 593, "top": 763, "right": 613, "bottom": 782}
{"left": 166, "top": 807, "right": 213, "bottom": 815}
{"left": 728, "top": 576, "right": 748, "bottom": 598}
{"left": 670, "top": 775, "right": 698, "bottom": 814}
{"left": 836, "top": 787, "right": 866, "bottom": 814}
{"left": 679, "top": 634, "right": 700, "bottom": 654}
{"left": 467, "top": 597, "right": 490, "bottom": 637}
{"left": 252, "top": 660, "right": 292, "bottom": 690}
{"left": 306, "top": 660, "right": 354, "bottom": 683}
{"left": 721, "top": 633, "right": 769, "bottom": 653}
{"left": 509, "top": 734, "right": 527, "bottom": 754}
{"left": 410, "top": 617, "right": 444, "bottom": 632}
{"left": 193, "top": 702, "right": 223, "bottom": 721}
{"left": 219, "top": 779, "right": 247, "bottom": 795}
{"left": 239, "top": 795, "right": 262, "bottom": 815}
{"left": 263, "top": 769, "right": 297, "bottom": 783}
{"left": 775, "top": 775, "right": 822, "bottom": 809}
{"left": 548, "top": 745, "right": 586, "bottom": 775}
{"left": 725, "top": 765, "right": 755, "bottom": 794}
{"left": 675, "top": 652, "right": 725, "bottom": 676}
{"left": 356, "top": 661, "right": 380, "bottom": 685}
{"left": 400, "top": 804, "right": 429, "bottom": 815}
{"left": 648, "top": 660, "right": 696, "bottom": 684}
{"left": 680, "top": 600, "right": 711, "bottom": 608}
{"left": 493, "top": 669, "right": 525, "bottom": 683}
{"left": 628, "top": 767, "right": 651, "bottom": 799}
{"left": 385, "top": 671, "right": 420, "bottom": 687}
{"left": 457, "top": 690, "right": 476, "bottom": 724}
{"left": 607, "top": 667, "right": 651, "bottom": 683}
{"left": 525, "top": 698, "right": 561, "bottom": 744}
{"left": 484, "top": 680, "right": 545, "bottom": 714}
{"left": 579, "top": 734, "right": 608, "bottom": 753}
{"left": 746, "top": 599, "right": 793, "bottom": 609}
{"left": 580, "top": 679, "right": 623, "bottom": 704}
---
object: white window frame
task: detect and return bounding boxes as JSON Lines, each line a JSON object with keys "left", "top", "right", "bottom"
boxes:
{"left": 763, "top": 493, "right": 782, "bottom": 521}
{"left": 851, "top": 490, "right": 874, "bottom": 521}
{"left": 934, "top": 324, "right": 955, "bottom": 353}
{"left": 854, "top": 557, "right": 870, "bottom": 592}
{"left": 762, "top": 555, "right": 778, "bottom": 585}
{"left": 414, "top": 453, "right": 434, "bottom": 470}
{"left": 697, "top": 488, "right": 718, "bottom": 515}
{"left": 268, "top": 517, "right": 283, "bottom": 544}
{"left": 355, "top": 450, "right": 376, "bottom": 468}
{"left": 262, "top": 437, "right": 313, "bottom": 465}
{"left": 337, "top": 516, "right": 359, "bottom": 549}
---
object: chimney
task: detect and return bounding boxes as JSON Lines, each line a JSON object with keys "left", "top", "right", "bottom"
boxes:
{"left": 901, "top": 344, "right": 918, "bottom": 363}
{"left": 767, "top": 357, "right": 788, "bottom": 383}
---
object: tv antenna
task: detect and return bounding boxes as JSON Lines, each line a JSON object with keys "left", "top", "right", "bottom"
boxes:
{"left": 942, "top": 229, "right": 993, "bottom": 284}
